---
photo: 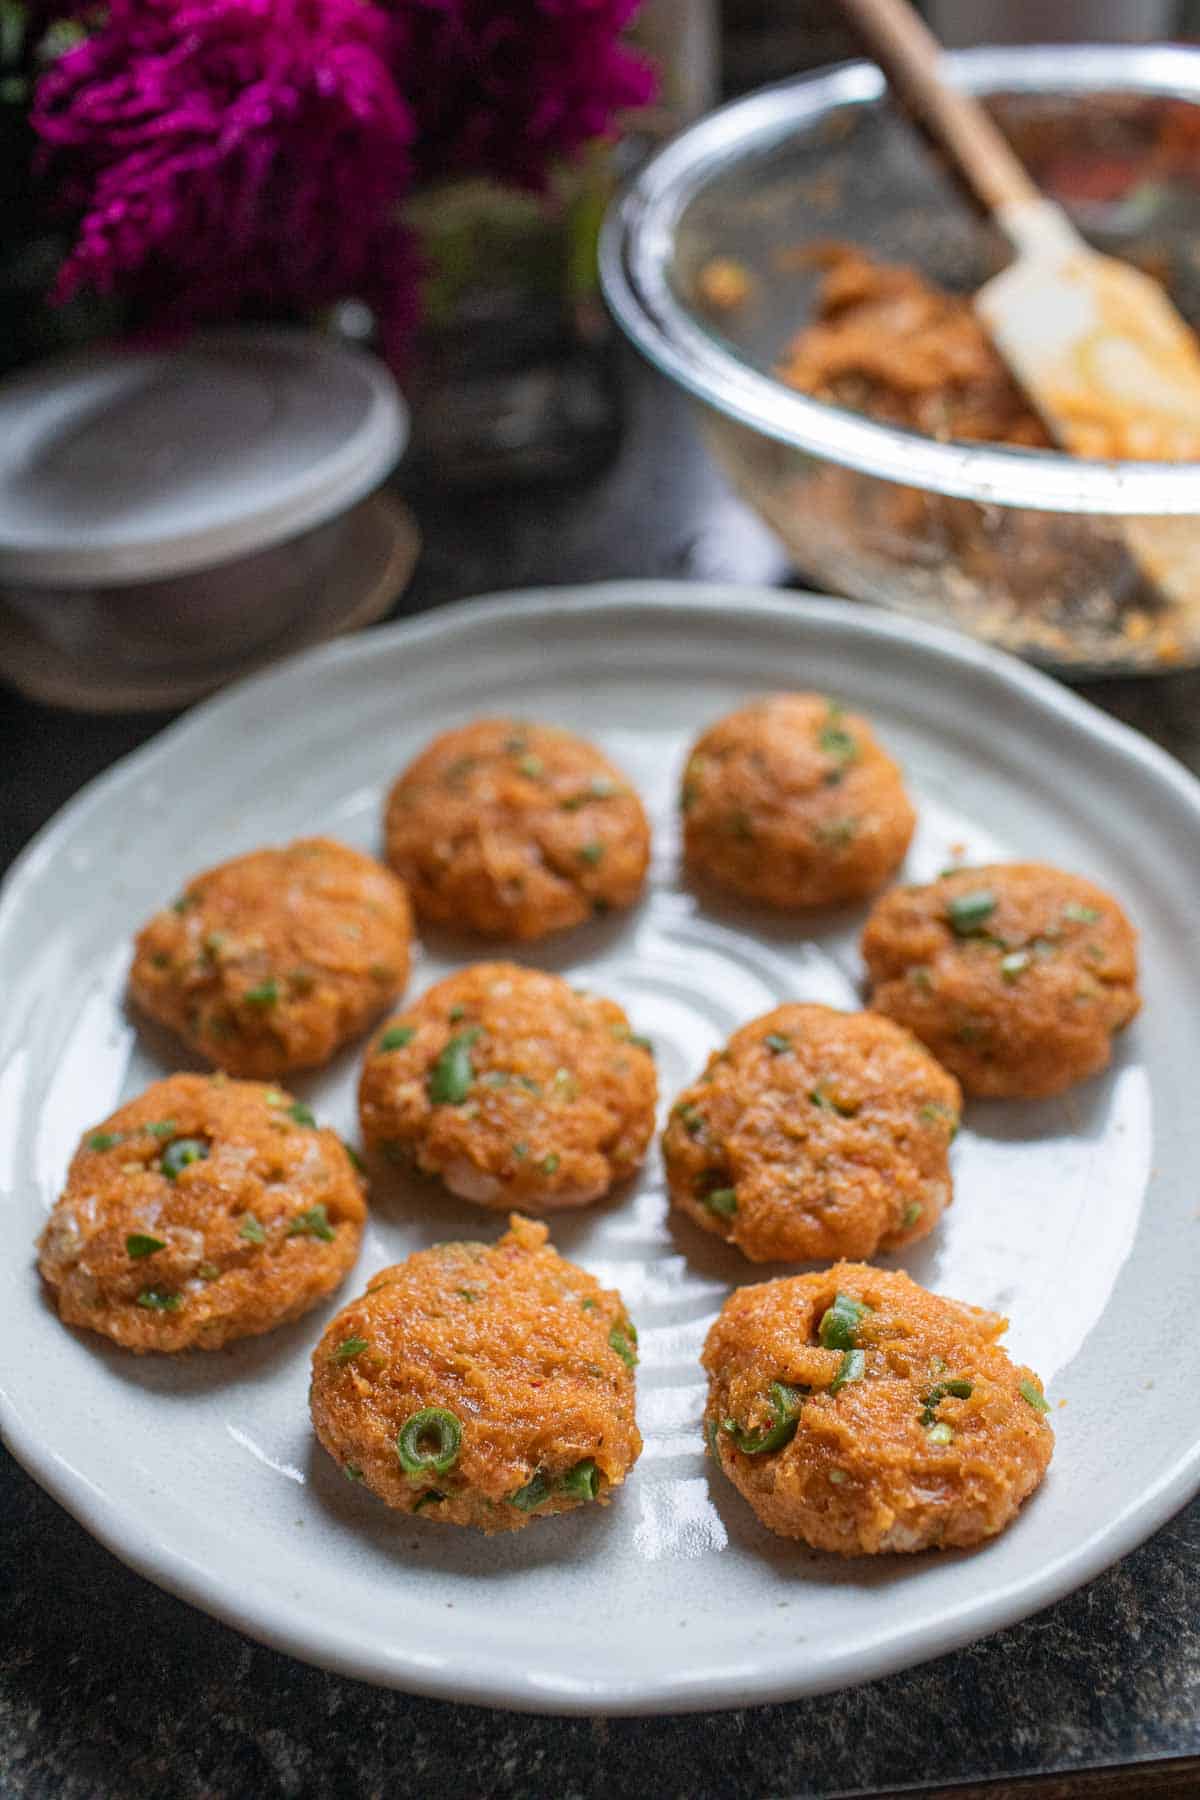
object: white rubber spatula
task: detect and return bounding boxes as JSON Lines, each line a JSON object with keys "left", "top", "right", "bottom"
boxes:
{"left": 839, "top": 0, "right": 1200, "bottom": 611}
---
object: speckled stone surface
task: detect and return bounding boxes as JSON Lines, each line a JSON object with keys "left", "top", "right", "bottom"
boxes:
{"left": 4, "top": 357, "right": 1200, "bottom": 1799}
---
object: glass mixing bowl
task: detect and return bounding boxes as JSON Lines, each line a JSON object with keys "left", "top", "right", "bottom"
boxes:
{"left": 602, "top": 45, "right": 1200, "bottom": 673}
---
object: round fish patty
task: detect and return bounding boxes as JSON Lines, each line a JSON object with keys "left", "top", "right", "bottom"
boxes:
{"left": 37, "top": 1073, "right": 366, "bottom": 1352}
{"left": 129, "top": 837, "right": 413, "bottom": 1078}
{"left": 681, "top": 694, "right": 915, "bottom": 908}
{"left": 310, "top": 1215, "right": 642, "bottom": 1532}
{"left": 664, "top": 1004, "right": 960, "bottom": 1263}
{"left": 704, "top": 1262, "right": 1054, "bottom": 1554}
{"left": 358, "top": 962, "right": 657, "bottom": 1211}
{"left": 862, "top": 862, "right": 1140, "bottom": 1098}
{"left": 383, "top": 718, "right": 650, "bottom": 940}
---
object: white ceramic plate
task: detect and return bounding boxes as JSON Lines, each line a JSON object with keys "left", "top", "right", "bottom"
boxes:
{"left": 2, "top": 584, "right": 1198, "bottom": 1716}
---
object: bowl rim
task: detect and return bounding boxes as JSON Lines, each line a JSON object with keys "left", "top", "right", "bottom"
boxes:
{"left": 601, "top": 43, "right": 1200, "bottom": 515}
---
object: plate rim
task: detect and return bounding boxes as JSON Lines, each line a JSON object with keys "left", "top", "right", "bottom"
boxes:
{"left": 3, "top": 578, "right": 1200, "bottom": 1717}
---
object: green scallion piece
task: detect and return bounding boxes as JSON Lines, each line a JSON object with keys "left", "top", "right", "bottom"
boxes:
{"left": 703, "top": 1186, "right": 738, "bottom": 1218}
{"left": 379, "top": 1025, "right": 416, "bottom": 1052}
{"left": 1020, "top": 1379, "right": 1050, "bottom": 1414}
{"left": 577, "top": 842, "right": 605, "bottom": 865}
{"left": 510, "top": 1471, "right": 551, "bottom": 1511}
{"left": 136, "top": 1287, "right": 180, "bottom": 1312}
{"left": 428, "top": 1028, "right": 481, "bottom": 1105}
{"left": 919, "top": 1377, "right": 974, "bottom": 1426}
{"left": 559, "top": 1459, "right": 600, "bottom": 1503}
{"left": 160, "top": 1137, "right": 209, "bottom": 1180}
{"left": 343, "top": 1464, "right": 364, "bottom": 1484}
{"left": 901, "top": 1202, "right": 923, "bottom": 1230}
{"left": 87, "top": 1132, "right": 122, "bottom": 1152}
{"left": 818, "top": 1293, "right": 869, "bottom": 1352}
{"left": 412, "top": 1489, "right": 446, "bottom": 1513}
{"left": 287, "top": 1101, "right": 316, "bottom": 1127}
{"left": 144, "top": 1119, "right": 178, "bottom": 1139}
{"left": 238, "top": 1213, "right": 266, "bottom": 1244}
{"left": 540, "top": 1153, "right": 560, "bottom": 1176}
{"left": 332, "top": 1336, "right": 368, "bottom": 1365}
{"left": 396, "top": 1407, "right": 463, "bottom": 1477}
{"left": 828, "top": 1348, "right": 866, "bottom": 1395}
{"left": 609, "top": 1323, "right": 638, "bottom": 1369}
{"left": 243, "top": 979, "right": 279, "bottom": 1007}
{"left": 517, "top": 754, "right": 544, "bottom": 780}
{"left": 818, "top": 724, "right": 858, "bottom": 764}
{"left": 1063, "top": 902, "right": 1100, "bottom": 924}
{"left": 947, "top": 890, "right": 998, "bottom": 935}
{"left": 287, "top": 1204, "right": 335, "bottom": 1242}
{"left": 763, "top": 1032, "right": 792, "bottom": 1055}
{"left": 126, "top": 1233, "right": 166, "bottom": 1259}
{"left": 723, "top": 1381, "right": 807, "bottom": 1455}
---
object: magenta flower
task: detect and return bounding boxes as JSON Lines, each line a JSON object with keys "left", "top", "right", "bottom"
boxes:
{"left": 396, "top": 0, "right": 656, "bottom": 189}
{"left": 34, "top": 0, "right": 418, "bottom": 357}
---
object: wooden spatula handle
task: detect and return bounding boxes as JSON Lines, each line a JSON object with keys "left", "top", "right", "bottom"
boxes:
{"left": 838, "top": 0, "right": 1041, "bottom": 217}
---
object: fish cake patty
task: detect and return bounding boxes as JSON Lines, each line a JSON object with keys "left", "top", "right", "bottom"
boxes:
{"left": 383, "top": 718, "right": 650, "bottom": 940}
{"left": 310, "top": 1215, "right": 642, "bottom": 1532}
{"left": 360, "top": 963, "right": 657, "bottom": 1211}
{"left": 664, "top": 1004, "right": 960, "bottom": 1263}
{"left": 129, "top": 837, "right": 413, "bottom": 1078}
{"left": 704, "top": 1262, "right": 1053, "bottom": 1554}
{"left": 681, "top": 694, "right": 915, "bottom": 908}
{"left": 37, "top": 1073, "right": 366, "bottom": 1353}
{"left": 862, "top": 863, "right": 1140, "bottom": 1098}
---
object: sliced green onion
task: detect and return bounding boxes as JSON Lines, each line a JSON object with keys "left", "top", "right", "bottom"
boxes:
{"left": 517, "top": 754, "right": 544, "bottom": 780}
{"left": 540, "top": 1153, "right": 560, "bottom": 1176}
{"left": 160, "top": 1137, "right": 209, "bottom": 1180}
{"left": 1063, "top": 902, "right": 1100, "bottom": 924}
{"left": 510, "top": 1471, "right": 551, "bottom": 1511}
{"left": 136, "top": 1287, "right": 180, "bottom": 1312}
{"left": 763, "top": 1032, "right": 792, "bottom": 1055}
{"left": 428, "top": 1028, "right": 481, "bottom": 1105}
{"left": 815, "top": 817, "right": 858, "bottom": 846}
{"left": 379, "top": 1025, "right": 415, "bottom": 1052}
{"left": 818, "top": 1292, "right": 869, "bottom": 1352}
{"left": 126, "top": 1233, "right": 166, "bottom": 1259}
{"left": 238, "top": 1213, "right": 266, "bottom": 1244}
{"left": 287, "top": 1204, "right": 335, "bottom": 1242}
{"left": 919, "top": 1378, "right": 974, "bottom": 1426}
{"left": 580, "top": 1297, "right": 597, "bottom": 1312}
{"left": 412, "top": 1489, "right": 446, "bottom": 1513}
{"left": 609, "top": 1323, "right": 638, "bottom": 1369}
{"left": 577, "top": 842, "right": 605, "bottom": 865}
{"left": 1020, "top": 1379, "right": 1050, "bottom": 1414}
{"left": 343, "top": 1463, "right": 364, "bottom": 1483}
{"left": 900, "top": 1202, "right": 923, "bottom": 1230}
{"left": 702, "top": 1186, "right": 738, "bottom": 1218}
{"left": 396, "top": 1407, "right": 463, "bottom": 1476}
{"left": 809, "top": 1084, "right": 856, "bottom": 1117}
{"left": 342, "top": 1140, "right": 366, "bottom": 1174}
{"left": 947, "top": 890, "right": 997, "bottom": 935}
{"left": 144, "top": 1119, "right": 177, "bottom": 1139}
{"left": 560, "top": 1459, "right": 600, "bottom": 1503}
{"left": 332, "top": 1336, "right": 368, "bottom": 1365}
{"left": 676, "top": 1103, "right": 704, "bottom": 1137}
{"left": 723, "top": 1381, "right": 807, "bottom": 1455}
{"left": 287, "top": 1101, "right": 316, "bottom": 1127}
{"left": 243, "top": 979, "right": 279, "bottom": 1007}
{"left": 197, "top": 1262, "right": 220, "bottom": 1282}
{"left": 828, "top": 1348, "right": 866, "bottom": 1395}
{"left": 87, "top": 1131, "right": 123, "bottom": 1152}
{"left": 818, "top": 724, "right": 858, "bottom": 764}
{"left": 1000, "top": 949, "right": 1031, "bottom": 983}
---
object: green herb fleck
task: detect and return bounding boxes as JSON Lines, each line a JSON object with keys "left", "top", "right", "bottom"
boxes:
{"left": 126, "top": 1233, "right": 166, "bottom": 1259}
{"left": 723, "top": 1381, "right": 807, "bottom": 1455}
{"left": 332, "top": 1336, "right": 368, "bottom": 1365}
{"left": 581, "top": 1297, "right": 598, "bottom": 1312}
{"left": 919, "top": 1377, "right": 974, "bottom": 1427}
{"left": 448, "top": 1004, "right": 467, "bottom": 1022}
{"left": 287, "top": 1101, "right": 316, "bottom": 1127}
{"left": 819, "top": 725, "right": 858, "bottom": 765}
{"left": 239, "top": 1213, "right": 266, "bottom": 1245}
{"left": 197, "top": 1262, "right": 220, "bottom": 1282}
{"left": 512, "top": 1141, "right": 529, "bottom": 1160}
{"left": 560, "top": 1459, "right": 600, "bottom": 1503}
{"left": 1063, "top": 902, "right": 1100, "bottom": 925}
{"left": 343, "top": 1141, "right": 366, "bottom": 1174}
{"left": 577, "top": 841, "right": 605, "bottom": 865}
{"left": 677, "top": 1103, "right": 704, "bottom": 1137}
{"left": 412, "top": 1489, "right": 446, "bottom": 1513}
{"left": 379, "top": 1025, "right": 416, "bottom": 1052}
{"left": 815, "top": 817, "right": 858, "bottom": 846}
{"left": 244, "top": 978, "right": 279, "bottom": 1008}
{"left": 144, "top": 1119, "right": 178, "bottom": 1139}
{"left": 918, "top": 1102, "right": 958, "bottom": 1138}
{"left": 947, "top": 889, "right": 998, "bottom": 936}
{"left": 171, "top": 894, "right": 197, "bottom": 915}
{"left": 160, "top": 1137, "right": 209, "bottom": 1180}
{"left": 1020, "top": 1379, "right": 1050, "bottom": 1415}
{"left": 510, "top": 1471, "right": 551, "bottom": 1511}
{"left": 136, "top": 1287, "right": 181, "bottom": 1312}
{"left": 540, "top": 1153, "right": 560, "bottom": 1176}
{"left": 609, "top": 1323, "right": 638, "bottom": 1369}
{"left": 429, "top": 1027, "right": 481, "bottom": 1105}
{"left": 517, "top": 754, "right": 544, "bottom": 780}
{"left": 764, "top": 1032, "right": 792, "bottom": 1055}
{"left": 703, "top": 1186, "right": 738, "bottom": 1218}
{"left": 809, "top": 1084, "right": 857, "bottom": 1117}
{"left": 287, "top": 1204, "right": 335, "bottom": 1242}
{"left": 901, "top": 1202, "right": 923, "bottom": 1230}
{"left": 87, "top": 1132, "right": 123, "bottom": 1152}
{"left": 343, "top": 1463, "right": 364, "bottom": 1484}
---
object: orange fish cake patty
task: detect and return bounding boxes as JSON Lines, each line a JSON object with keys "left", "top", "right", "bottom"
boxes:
{"left": 383, "top": 718, "right": 650, "bottom": 940}
{"left": 129, "top": 837, "right": 413, "bottom": 1078}
{"left": 704, "top": 1262, "right": 1053, "bottom": 1554}
{"left": 359, "top": 962, "right": 657, "bottom": 1211}
{"left": 310, "top": 1215, "right": 642, "bottom": 1532}
{"left": 37, "top": 1073, "right": 366, "bottom": 1353}
{"left": 664, "top": 1004, "right": 960, "bottom": 1263}
{"left": 862, "top": 863, "right": 1140, "bottom": 1098}
{"left": 681, "top": 694, "right": 915, "bottom": 908}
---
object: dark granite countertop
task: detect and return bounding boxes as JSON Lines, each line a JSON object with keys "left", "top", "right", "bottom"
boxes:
{"left": 3, "top": 356, "right": 1200, "bottom": 1800}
